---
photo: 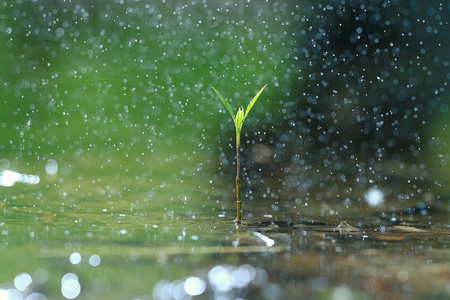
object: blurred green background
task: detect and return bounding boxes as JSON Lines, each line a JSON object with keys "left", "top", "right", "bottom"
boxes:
{"left": 0, "top": 1, "right": 293, "bottom": 168}
{"left": 1, "top": 0, "right": 448, "bottom": 183}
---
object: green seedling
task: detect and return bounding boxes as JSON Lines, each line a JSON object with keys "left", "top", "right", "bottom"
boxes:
{"left": 212, "top": 84, "right": 268, "bottom": 226}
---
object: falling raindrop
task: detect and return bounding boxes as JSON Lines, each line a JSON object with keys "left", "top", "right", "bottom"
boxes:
{"left": 45, "top": 159, "right": 58, "bottom": 175}
{"left": 89, "top": 255, "right": 101, "bottom": 267}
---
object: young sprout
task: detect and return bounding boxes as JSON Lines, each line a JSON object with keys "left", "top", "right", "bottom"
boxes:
{"left": 212, "top": 84, "right": 268, "bottom": 226}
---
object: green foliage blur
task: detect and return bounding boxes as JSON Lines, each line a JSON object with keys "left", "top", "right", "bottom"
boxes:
{"left": 0, "top": 1, "right": 293, "bottom": 165}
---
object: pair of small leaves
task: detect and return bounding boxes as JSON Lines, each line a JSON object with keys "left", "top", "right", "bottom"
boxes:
{"left": 212, "top": 84, "right": 268, "bottom": 135}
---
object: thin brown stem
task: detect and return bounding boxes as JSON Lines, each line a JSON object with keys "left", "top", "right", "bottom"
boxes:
{"left": 213, "top": 85, "right": 267, "bottom": 229}
{"left": 235, "top": 140, "right": 242, "bottom": 226}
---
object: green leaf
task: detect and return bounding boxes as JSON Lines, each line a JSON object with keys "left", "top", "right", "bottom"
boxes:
{"left": 244, "top": 84, "right": 268, "bottom": 119}
{"left": 212, "top": 86, "right": 236, "bottom": 123}
{"left": 235, "top": 107, "right": 245, "bottom": 147}
{"left": 236, "top": 107, "right": 245, "bottom": 131}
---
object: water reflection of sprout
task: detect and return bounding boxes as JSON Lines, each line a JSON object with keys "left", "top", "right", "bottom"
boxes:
{"left": 212, "top": 85, "right": 268, "bottom": 227}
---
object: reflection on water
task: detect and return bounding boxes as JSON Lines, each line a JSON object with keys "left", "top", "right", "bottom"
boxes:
{"left": 0, "top": 149, "right": 448, "bottom": 300}
{"left": 0, "top": 169, "right": 40, "bottom": 187}
{"left": 61, "top": 273, "right": 81, "bottom": 299}
{"left": 364, "top": 187, "right": 385, "bottom": 207}
{"left": 153, "top": 264, "right": 270, "bottom": 300}
{"left": 0, "top": 151, "right": 448, "bottom": 299}
{"left": 1, "top": 272, "right": 46, "bottom": 300}
{"left": 0, "top": 178, "right": 448, "bottom": 300}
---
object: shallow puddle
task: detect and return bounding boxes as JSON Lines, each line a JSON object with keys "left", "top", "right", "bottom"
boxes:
{"left": 0, "top": 155, "right": 448, "bottom": 300}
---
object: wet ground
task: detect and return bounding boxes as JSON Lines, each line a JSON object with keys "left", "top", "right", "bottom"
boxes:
{"left": 0, "top": 154, "right": 449, "bottom": 300}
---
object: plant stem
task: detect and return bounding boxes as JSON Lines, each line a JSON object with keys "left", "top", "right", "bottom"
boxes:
{"left": 212, "top": 84, "right": 267, "bottom": 227}
{"left": 235, "top": 134, "right": 242, "bottom": 225}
